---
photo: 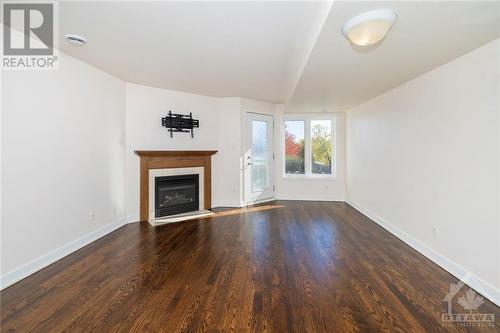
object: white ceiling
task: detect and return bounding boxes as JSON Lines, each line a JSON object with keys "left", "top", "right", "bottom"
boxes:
{"left": 288, "top": 1, "right": 500, "bottom": 112}
{"left": 54, "top": 1, "right": 500, "bottom": 109}
{"left": 58, "top": 1, "right": 331, "bottom": 104}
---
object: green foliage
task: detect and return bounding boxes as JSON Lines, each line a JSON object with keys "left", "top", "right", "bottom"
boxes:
{"left": 311, "top": 124, "right": 332, "bottom": 168}
{"left": 285, "top": 157, "right": 304, "bottom": 174}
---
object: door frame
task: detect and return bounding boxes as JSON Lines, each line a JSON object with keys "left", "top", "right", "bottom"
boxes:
{"left": 244, "top": 111, "right": 276, "bottom": 205}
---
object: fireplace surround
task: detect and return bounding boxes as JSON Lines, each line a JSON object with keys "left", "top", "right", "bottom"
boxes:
{"left": 135, "top": 150, "right": 217, "bottom": 223}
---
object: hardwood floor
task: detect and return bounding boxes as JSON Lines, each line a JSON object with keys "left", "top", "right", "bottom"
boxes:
{"left": 1, "top": 201, "right": 499, "bottom": 332}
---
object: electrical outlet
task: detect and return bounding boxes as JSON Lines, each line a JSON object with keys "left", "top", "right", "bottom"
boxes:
{"left": 432, "top": 226, "right": 439, "bottom": 238}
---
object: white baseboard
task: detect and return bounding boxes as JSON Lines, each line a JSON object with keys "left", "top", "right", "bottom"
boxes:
{"left": 245, "top": 197, "right": 277, "bottom": 205}
{"left": 212, "top": 200, "right": 243, "bottom": 208}
{"left": 346, "top": 199, "right": 500, "bottom": 307}
{"left": 0, "top": 217, "right": 127, "bottom": 291}
{"left": 277, "top": 196, "right": 345, "bottom": 202}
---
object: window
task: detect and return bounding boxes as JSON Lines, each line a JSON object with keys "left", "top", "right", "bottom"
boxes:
{"left": 311, "top": 120, "right": 332, "bottom": 175}
{"left": 284, "top": 120, "right": 305, "bottom": 174}
{"left": 284, "top": 118, "right": 334, "bottom": 177}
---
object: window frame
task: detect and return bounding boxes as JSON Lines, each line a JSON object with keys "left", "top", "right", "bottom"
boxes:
{"left": 282, "top": 115, "right": 336, "bottom": 179}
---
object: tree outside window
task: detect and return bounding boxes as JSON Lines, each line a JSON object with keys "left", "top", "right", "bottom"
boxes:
{"left": 284, "top": 118, "right": 334, "bottom": 177}
{"left": 284, "top": 120, "right": 305, "bottom": 174}
{"left": 311, "top": 120, "right": 332, "bottom": 174}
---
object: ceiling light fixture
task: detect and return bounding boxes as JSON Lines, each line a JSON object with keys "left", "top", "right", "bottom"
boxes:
{"left": 65, "top": 34, "right": 87, "bottom": 46}
{"left": 342, "top": 9, "right": 397, "bottom": 46}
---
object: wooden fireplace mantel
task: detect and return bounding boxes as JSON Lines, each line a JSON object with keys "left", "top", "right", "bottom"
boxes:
{"left": 135, "top": 150, "right": 217, "bottom": 222}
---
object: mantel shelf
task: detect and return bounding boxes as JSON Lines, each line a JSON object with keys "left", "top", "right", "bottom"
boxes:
{"left": 135, "top": 150, "right": 217, "bottom": 157}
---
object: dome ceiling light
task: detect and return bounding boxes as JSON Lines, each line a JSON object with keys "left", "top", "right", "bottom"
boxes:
{"left": 342, "top": 9, "right": 397, "bottom": 46}
{"left": 65, "top": 34, "right": 87, "bottom": 46}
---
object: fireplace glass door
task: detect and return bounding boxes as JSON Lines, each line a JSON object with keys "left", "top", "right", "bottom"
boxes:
{"left": 155, "top": 174, "right": 199, "bottom": 218}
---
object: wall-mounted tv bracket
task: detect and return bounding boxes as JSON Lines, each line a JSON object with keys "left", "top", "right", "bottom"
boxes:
{"left": 161, "top": 111, "right": 199, "bottom": 138}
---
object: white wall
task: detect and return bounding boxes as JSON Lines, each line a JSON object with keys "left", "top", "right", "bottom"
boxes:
{"left": 276, "top": 111, "right": 346, "bottom": 201}
{"left": 1, "top": 52, "right": 126, "bottom": 288}
{"left": 346, "top": 39, "right": 500, "bottom": 305}
{"left": 125, "top": 83, "right": 221, "bottom": 221}
{"left": 215, "top": 98, "right": 243, "bottom": 207}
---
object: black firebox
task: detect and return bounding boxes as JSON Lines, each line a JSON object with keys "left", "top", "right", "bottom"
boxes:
{"left": 155, "top": 174, "right": 199, "bottom": 218}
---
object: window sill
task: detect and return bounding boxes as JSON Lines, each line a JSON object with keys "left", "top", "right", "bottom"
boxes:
{"left": 282, "top": 174, "right": 336, "bottom": 181}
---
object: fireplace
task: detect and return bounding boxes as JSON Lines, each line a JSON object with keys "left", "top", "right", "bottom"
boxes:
{"left": 135, "top": 150, "right": 217, "bottom": 223}
{"left": 155, "top": 174, "right": 199, "bottom": 218}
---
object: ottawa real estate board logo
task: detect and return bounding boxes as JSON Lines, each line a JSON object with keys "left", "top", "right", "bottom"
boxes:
{"left": 442, "top": 275, "right": 495, "bottom": 328}
{"left": 2, "top": 2, "right": 58, "bottom": 69}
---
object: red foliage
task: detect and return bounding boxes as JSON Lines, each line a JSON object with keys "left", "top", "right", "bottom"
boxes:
{"left": 285, "top": 131, "right": 300, "bottom": 157}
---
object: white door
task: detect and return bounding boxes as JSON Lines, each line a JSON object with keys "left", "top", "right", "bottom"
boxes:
{"left": 245, "top": 113, "right": 274, "bottom": 204}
